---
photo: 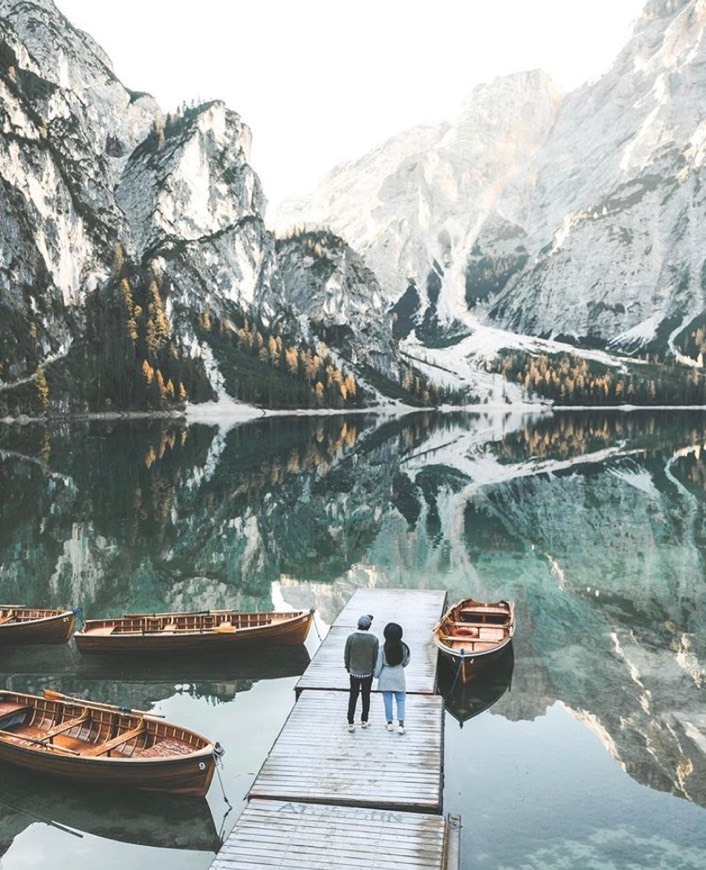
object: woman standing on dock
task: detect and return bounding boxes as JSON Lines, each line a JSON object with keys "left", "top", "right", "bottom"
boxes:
{"left": 344, "top": 614, "right": 378, "bottom": 732}
{"left": 374, "top": 622, "right": 410, "bottom": 734}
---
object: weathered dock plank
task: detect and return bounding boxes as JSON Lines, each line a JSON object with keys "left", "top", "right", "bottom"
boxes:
{"left": 248, "top": 689, "right": 444, "bottom": 812}
{"left": 297, "top": 588, "right": 446, "bottom": 695}
{"left": 211, "top": 799, "right": 449, "bottom": 870}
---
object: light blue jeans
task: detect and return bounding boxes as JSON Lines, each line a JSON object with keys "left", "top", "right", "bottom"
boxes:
{"left": 382, "top": 690, "right": 406, "bottom": 722}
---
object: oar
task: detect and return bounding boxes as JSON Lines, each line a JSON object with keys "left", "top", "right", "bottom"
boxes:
{"left": 0, "top": 798, "right": 84, "bottom": 839}
{"left": 42, "top": 689, "right": 165, "bottom": 718}
{"left": 0, "top": 729, "right": 81, "bottom": 755}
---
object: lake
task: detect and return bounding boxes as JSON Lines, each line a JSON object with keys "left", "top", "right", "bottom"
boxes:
{"left": 0, "top": 409, "right": 705, "bottom": 869}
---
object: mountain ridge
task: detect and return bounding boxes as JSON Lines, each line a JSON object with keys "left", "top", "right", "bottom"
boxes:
{"left": 276, "top": 0, "right": 706, "bottom": 366}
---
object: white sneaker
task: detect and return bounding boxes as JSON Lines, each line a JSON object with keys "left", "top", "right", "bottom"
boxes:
{"left": 398, "top": 725, "right": 405, "bottom": 735}
{"left": 347, "top": 723, "right": 355, "bottom": 732}
{"left": 386, "top": 722, "right": 394, "bottom": 732}
{"left": 361, "top": 721, "right": 369, "bottom": 729}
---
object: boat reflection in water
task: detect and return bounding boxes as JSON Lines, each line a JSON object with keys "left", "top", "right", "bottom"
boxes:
{"left": 0, "top": 763, "right": 221, "bottom": 857}
{"left": 437, "top": 642, "right": 514, "bottom": 727}
{"left": 0, "top": 644, "right": 312, "bottom": 708}
{"left": 0, "top": 642, "right": 79, "bottom": 678}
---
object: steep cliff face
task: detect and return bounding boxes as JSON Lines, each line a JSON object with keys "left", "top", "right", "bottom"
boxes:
{"left": 0, "top": 0, "right": 396, "bottom": 412}
{"left": 0, "top": 0, "right": 157, "bottom": 384}
{"left": 275, "top": 229, "right": 398, "bottom": 378}
{"left": 485, "top": 0, "right": 706, "bottom": 349}
{"left": 276, "top": 0, "right": 706, "bottom": 356}
{"left": 116, "top": 99, "right": 281, "bottom": 363}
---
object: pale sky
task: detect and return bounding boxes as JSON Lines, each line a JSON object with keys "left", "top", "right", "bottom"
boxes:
{"left": 56, "top": 0, "right": 647, "bottom": 209}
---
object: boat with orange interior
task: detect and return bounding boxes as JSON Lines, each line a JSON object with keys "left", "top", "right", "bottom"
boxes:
{"left": 0, "top": 689, "right": 219, "bottom": 797}
{"left": 433, "top": 597, "right": 515, "bottom": 683}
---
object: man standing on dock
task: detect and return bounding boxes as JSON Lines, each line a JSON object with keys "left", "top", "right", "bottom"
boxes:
{"left": 344, "top": 614, "right": 378, "bottom": 732}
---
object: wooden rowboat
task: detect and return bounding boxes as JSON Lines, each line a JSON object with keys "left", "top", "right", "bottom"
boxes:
{"left": 0, "top": 689, "right": 219, "bottom": 797}
{"left": 74, "top": 608, "right": 314, "bottom": 655}
{"left": 0, "top": 606, "right": 75, "bottom": 645}
{"left": 433, "top": 597, "right": 515, "bottom": 684}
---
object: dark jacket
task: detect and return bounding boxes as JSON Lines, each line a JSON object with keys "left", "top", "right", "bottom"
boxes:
{"left": 344, "top": 630, "right": 379, "bottom": 677}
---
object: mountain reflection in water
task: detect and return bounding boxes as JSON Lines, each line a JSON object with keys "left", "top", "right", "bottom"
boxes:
{"left": 1, "top": 409, "right": 705, "bottom": 868}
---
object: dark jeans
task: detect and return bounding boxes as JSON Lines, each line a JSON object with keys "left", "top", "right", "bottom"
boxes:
{"left": 347, "top": 674, "right": 373, "bottom": 724}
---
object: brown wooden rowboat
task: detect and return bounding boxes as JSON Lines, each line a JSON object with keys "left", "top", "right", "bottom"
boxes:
{"left": 433, "top": 597, "right": 515, "bottom": 684}
{"left": 0, "top": 689, "right": 219, "bottom": 797}
{"left": 74, "top": 608, "right": 314, "bottom": 655}
{"left": 0, "top": 606, "right": 75, "bottom": 645}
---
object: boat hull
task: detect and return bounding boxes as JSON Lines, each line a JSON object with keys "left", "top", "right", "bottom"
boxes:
{"left": 0, "top": 607, "right": 75, "bottom": 646}
{"left": 437, "top": 636, "right": 513, "bottom": 684}
{"left": 75, "top": 609, "right": 313, "bottom": 655}
{"left": 0, "top": 739, "right": 216, "bottom": 796}
{"left": 0, "top": 691, "right": 217, "bottom": 797}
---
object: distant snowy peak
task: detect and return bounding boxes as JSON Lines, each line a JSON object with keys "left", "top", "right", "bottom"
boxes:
{"left": 486, "top": 0, "right": 706, "bottom": 347}
{"left": 275, "top": 0, "right": 706, "bottom": 355}
{"left": 274, "top": 69, "right": 562, "bottom": 310}
{"left": 636, "top": 0, "right": 691, "bottom": 25}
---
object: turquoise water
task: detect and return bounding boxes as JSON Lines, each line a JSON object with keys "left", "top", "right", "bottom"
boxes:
{"left": 0, "top": 410, "right": 705, "bottom": 869}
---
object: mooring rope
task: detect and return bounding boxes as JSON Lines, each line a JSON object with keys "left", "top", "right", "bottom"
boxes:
{"left": 448, "top": 653, "right": 465, "bottom": 695}
{"left": 311, "top": 609, "right": 325, "bottom": 643}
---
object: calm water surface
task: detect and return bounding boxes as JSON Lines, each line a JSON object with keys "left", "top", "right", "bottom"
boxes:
{"left": 0, "top": 409, "right": 705, "bottom": 869}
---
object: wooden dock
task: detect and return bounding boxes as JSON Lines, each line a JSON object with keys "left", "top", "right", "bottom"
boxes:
{"left": 211, "top": 588, "right": 459, "bottom": 870}
{"left": 249, "top": 690, "right": 443, "bottom": 811}
{"left": 296, "top": 588, "right": 446, "bottom": 695}
{"left": 212, "top": 800, "right": 456, "bottom": 870}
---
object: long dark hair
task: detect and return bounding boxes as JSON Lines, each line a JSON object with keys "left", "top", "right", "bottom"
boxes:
{"left": 383, "top": 622, "right": 404, "bottom": 666}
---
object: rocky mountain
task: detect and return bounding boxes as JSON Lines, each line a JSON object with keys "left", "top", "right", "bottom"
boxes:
{"left": 275, "top": 70, "right": 562, "bottom": 333}
{"left": 275, "top": 228, "right": 399, "bottom": 379}
{"left": 276, "top": 0, "right": 706, "bottom": 359}
{"left": 0, "top": 0, "right": 412, "bottom": 417}
{"left": 0, "top": 0, "right": 155, "bottom": 377}
{"left": 5, "top": 0, "right": 706, "bottom": 415}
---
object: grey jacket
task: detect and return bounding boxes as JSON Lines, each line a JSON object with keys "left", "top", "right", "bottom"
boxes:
{"left": 374, "top": 643, "right": 410, "bottom": 692}
{"left": 344, "top": 630, "right": 379, "bottom": 677}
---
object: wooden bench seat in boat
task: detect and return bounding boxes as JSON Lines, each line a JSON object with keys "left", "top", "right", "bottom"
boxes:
{"left": 86, "top": 626, "right": 115, "bottom": 636}
{"left": 0, "top": 702, "right": 29, "bottom": 730}
{"left": 451, "top": 620, "right": 508, "bottom": 629}
{"left": 459, "top": 606, "right": 509, "bottom": 618}
{"left": 40, "top": 711, "right": 90, "bottom": 741}
{"left": 0, "top": 702, "right": 28, "bottom": 717}
{"left": 439, "top": 637, "right": 500, "bottom": 651}
{"left": 82, "top": 724, "right": 146, "bottom": 757}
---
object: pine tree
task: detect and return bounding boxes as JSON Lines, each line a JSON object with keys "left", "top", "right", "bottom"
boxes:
{"left": 35, "top": 367, "right": 49, "bottom": 409}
